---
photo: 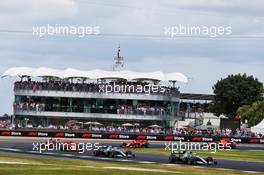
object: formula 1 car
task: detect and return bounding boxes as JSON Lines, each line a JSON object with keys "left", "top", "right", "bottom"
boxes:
{"left": 169, "top": 151, "right": 217, "bottom": 165}
{"left": 206, "top": 139, "right": 237, "bottom": 150}
{"left": 219, "top": 139, "right": 237, "bottom": 149}
{"left": 94, "top": 146, "right": 135, "bottom": 158}
{"left": 121, "top": 140, "right": 149, "bottom": 148}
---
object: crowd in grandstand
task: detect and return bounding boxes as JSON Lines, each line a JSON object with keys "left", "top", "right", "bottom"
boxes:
{"left": 179, "top": 102, "right": 210, "bottom": 113}
{"left": 13, "top": 101, "right": 167, "bottom": 116}
{"left": 117, "top": 105, "right": 166, "bottom": 116}
{"left": 0, "top": 120, "right": 11, "bottom": 128}
{"left": 13, "top": 102, "right": 45, "bottom": 112}
{"left": 14, "top": 101, "right": 212, "bottom": 117}
{"left": 172, "top": 128, "right": 262, "bottom": 138}
{"left": 14, "top": 80, "right": 180, "bottom": 95}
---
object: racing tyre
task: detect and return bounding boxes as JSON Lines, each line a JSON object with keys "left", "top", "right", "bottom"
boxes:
{"left": 206, "top": 157, "right": 213, "bottom": 162}
{"left": 187, "top": 158, "right": 193, "bottom": 165}
{"left": 183, "top": 158, "right": 188, "bottom": 164}
{"left": 93, "top": 151, "right": 100, "bottom": 156}
{"left": 169, "top": 156, "right": 176, "bottom": 163}
{"left": 110, "top": 152, "right": 116, "bottom": 158}
{"left": 122, "top": 142, "right": 127, "bottom": 148}
{"left": 106, "top": 152, "right": 112, "bottom": 157}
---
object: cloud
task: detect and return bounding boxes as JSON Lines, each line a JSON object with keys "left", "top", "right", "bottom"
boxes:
{"left": 128, "top": 55, "right": 264, "bottom": 93}
{"left": 0, "top": 0, "right": 77, "bottom": 27}
{"left": 1, "top": 0, "right": 263, "bottom": 35}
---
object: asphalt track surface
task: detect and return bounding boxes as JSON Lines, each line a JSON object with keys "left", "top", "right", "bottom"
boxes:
{"left": 0, "top": 137, "right": 264, "bottom": 173}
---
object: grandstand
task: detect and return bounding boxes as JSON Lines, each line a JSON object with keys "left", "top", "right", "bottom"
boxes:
{"left": 2, "top": 66, "right": 191, "bottom": 129}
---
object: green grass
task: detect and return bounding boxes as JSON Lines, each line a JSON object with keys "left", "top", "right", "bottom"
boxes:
{"left": 132, "top": 148, "right": 264, "bottom": 162}
{"left": 0, "top": 153, "right": 259, "bottom": 175}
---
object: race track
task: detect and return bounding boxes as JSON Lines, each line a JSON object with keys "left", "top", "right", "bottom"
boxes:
{"left": 0, "top": 137, "right": 264, "bottom": 173}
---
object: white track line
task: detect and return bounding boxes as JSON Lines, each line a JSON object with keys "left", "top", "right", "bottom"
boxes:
{"left": 242, "top": 171, "right": 263, "bottom": 174}
{"left": 104, "top": 166, "right": 180, "bottom": 173}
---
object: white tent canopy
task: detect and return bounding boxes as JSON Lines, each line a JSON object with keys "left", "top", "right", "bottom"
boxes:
{"left": 251, "top": 119, "right": 264, "bottom": 135}
{"left": 33, "top": 67, "right": 63, "bottom": 78}
{"left": 1, "top": 67, "right": 35, "bottom": 77}
{"left": 122, "top": 123, "right": 134, "bottom": 127}
{"left": 2, "top": 67, "right": 188, "bottom": 83}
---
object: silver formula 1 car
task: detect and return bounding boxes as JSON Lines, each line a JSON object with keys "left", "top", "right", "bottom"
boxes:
{"left": 93, "top": 146, "right": 135, "bottom": 158}
{"left": 169, "top": 150, "right": 217, "bottom": 165}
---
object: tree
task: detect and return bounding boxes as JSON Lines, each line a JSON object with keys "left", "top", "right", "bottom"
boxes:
{"left": 237, "top": 100, "right": 264, "bottom": 126}
{"left": 210, "top": 74, "right": 263, "bottom": 118}
{"left": 3, "top": 113, "right": 9, "bottom": 118}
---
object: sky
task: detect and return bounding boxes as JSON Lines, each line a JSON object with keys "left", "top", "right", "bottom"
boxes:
{"left": 0, "top": 0, "right": 264, "bottom": 115}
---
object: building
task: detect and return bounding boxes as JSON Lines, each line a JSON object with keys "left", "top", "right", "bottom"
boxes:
{"left": 2, "top": 67, "right": 189, "bottom": 129}
{"left": 178, "top": 93, "right": 224, "bottom": 129}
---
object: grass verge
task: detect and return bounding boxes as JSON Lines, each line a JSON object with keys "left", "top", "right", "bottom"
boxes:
{"left": 0, "top": 153, "right": 260, "bottom": 175}
{"left": 132, "top": 148, "right": 264, "bottom": 162}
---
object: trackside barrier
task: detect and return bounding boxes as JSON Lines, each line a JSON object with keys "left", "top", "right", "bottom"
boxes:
{"left": 0, "top": 130, "right": 263, "bottom": 144}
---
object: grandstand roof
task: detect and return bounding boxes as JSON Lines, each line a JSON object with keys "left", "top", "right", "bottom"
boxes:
{"left": 1, "top": 67, "right": 188, "bottom": 83}
{"left": 180, "top": 93, "right": 214, "bottom": 101}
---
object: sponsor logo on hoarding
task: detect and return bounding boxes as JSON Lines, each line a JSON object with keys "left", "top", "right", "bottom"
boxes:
{"left": 119, "top": 135, "right": 129, "bottom": 139}
{"left": 91, "top": 134, "right": 102, "bottom": 138}
{"left": 38, "top": 132, "right": 48, "bottom": 137}
{"left": 28, "top": 132, "right": 38, "bottom": 136}
{"left": 248, "top": 138, "right": 259, "bottom": 143}
{"left": 11, "top": 132, "right": 22, "bottom": 136}
{"left": 202, "top": 137, "right": 213, "bottom": 142}
{"left": 55, "top": 132, "right": 65, "bottom": 137}
{"left": 109, "top": 134, "right": 119, "bottom": 139}
{"left": 231, "top": 138, "right": 242, "bottom": 143}
{"left": 146, "top": 136, "right": 157, "bottom": 140}
{"left": 192, "top": 137, "right": 202, "bottom": 141}
{"left": 174, "top": 136, "right": 185, "bottom": 141}
{"left": 1, "top": 131, "right": 11, "bottom": 135}
{"left": 137, "top": 135, "right": 146, "bottom": 140}
{"left": 82, "top": 133, "right": 103, "bottom": 138}
{"left": 221, "top": 137, "right": 231, "bottom": 141}
{"left": 65, "top": 133, "right": 75, "bottom": 137}
{"left": 164, "top": 136, "right": 174, "bottom": 141}
{"left": 82, "top": 133, "right": 92, "bottom": 138}
{"left": 108, "top": 134, "right": 129, "bottom": 139}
